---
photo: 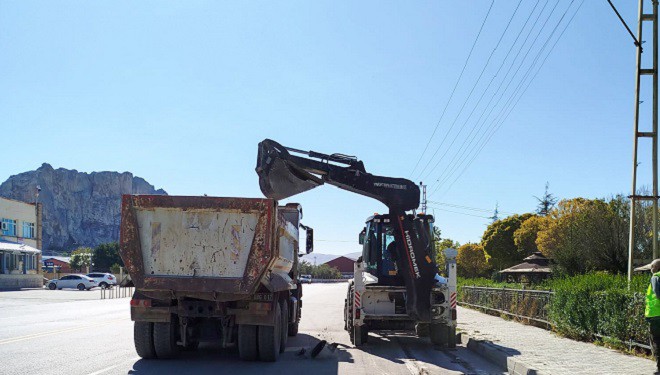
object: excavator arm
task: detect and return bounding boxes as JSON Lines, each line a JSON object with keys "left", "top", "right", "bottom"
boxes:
{"left": 256, "top": 139, "right": 438, "bottom": 320}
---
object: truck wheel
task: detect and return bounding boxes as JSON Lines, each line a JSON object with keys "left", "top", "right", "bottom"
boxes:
{"left": 430, "top": 323, "right": 449, "bottom": 346}
{"left": 153, "top": 320, "right": 180, "bottom": 359}
{"left": 134, "top": 322, "right": 157, "bottom": 359}
{"left": 258, "top": 303, "right": 282, "bottom": 361}
{"left": 353, "top": 325, "right": 368, "bottom": 346}
{"left": 416, "top": 323, "right": 429, "bottom": 337}
{"left": 238, "top": 324, "right": 258, "bottom": 361}
{"left": 287, "top": 321, "right": 299, "bottom": 337}
{"left": 279, "top": 299, "right": 288, "bottom": 352}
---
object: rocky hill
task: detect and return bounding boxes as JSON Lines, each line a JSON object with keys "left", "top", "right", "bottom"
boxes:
{"left": 0, "top": 163, "right": 166, "bottom": 250}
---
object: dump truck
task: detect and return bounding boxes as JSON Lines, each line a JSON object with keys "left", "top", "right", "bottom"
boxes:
{"left": 119, "top": 195, "right": 313, "bottom": 362}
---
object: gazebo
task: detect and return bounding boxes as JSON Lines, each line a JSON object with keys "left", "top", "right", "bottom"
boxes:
{"left": 500, "top": 252, "right": 552, "bottom": 284}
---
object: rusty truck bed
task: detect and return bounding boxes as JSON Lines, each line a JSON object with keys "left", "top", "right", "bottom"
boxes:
{"left": 120, "top": 195, "right": 280, "bottom": 300}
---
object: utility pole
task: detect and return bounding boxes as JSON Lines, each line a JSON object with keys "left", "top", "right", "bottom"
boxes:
{"left": 420, "top": 182, "right": 427, "bottom": 213}
{"left": 629, "top": 0, "right": 659, "bottom": 282}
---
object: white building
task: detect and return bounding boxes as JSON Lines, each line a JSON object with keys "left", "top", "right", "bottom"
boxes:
{"left": 0, "top": 197, "right": 42, "bottom": 289}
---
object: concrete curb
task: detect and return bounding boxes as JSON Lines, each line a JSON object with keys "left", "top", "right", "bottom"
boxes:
{"left": 459, "top": 332, "right": 547, "bottom": 375}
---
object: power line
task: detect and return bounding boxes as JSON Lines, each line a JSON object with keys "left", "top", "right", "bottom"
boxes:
{"left": 410, "top": 0, "right": 495, "bottom": 176}
{"left": 415, "top": 0, "right": 525, "bottom": 180}
{"left": 434, "top": 0, "right": 584, "bottom": 199}
{"left": 421, "top": 0, "right": 544, "bottom": 183}
{"left": 427, "top": 206, "right": 491, "bottom": 219}
{"left": 429, "top": 0, "right": 563, "bottom": 196}
{"left": 428, "top": 201, "right": 516, "bottom": 215}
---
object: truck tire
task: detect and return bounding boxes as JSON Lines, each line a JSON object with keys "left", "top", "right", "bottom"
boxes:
{"left": 258, "top": 303, "right": 282, "bottom": 361}
{"left": 287, "top": 321, "right": 299, "bottom": 337}
{"left": 353, "top": 324, "right": 368, "bottom": 346}
{"left": 238, "top": 324, "right": 258, "bottom": 361}
{"left": 430, "top": 323, "right": 449, "bottom": 347}
{"left": 153, "top": 320, "right": 180, "bottom": 359}
{"left": 134, "top": 322, "right": 157, "bottom": 359}
{"left": 279, "top": 299, "right": 288, "bottom": 352}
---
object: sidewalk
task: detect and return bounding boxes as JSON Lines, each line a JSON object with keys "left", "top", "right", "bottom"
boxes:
{"left": 457, "top": 306, "right": 656, "bottom": 375}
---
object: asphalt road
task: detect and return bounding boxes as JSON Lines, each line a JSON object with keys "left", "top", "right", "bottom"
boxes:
{"left": 0, "top": 284, "right": 505, "bottom": 375}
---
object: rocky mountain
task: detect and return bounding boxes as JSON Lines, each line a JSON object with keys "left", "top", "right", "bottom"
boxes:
{"left": 0, "top": 163, "right": 166, "bottom": 250}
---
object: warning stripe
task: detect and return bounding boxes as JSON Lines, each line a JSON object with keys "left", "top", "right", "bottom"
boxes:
{"left": 450, "top": 292, "right": 457, "bottom": 309}
{"left": 355, "top": 292, "right": 361, "bottom": 308}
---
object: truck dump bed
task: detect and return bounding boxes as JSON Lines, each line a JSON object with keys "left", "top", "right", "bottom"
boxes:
{"left": 120, "top": 195, "right": 294, "bottom": 300}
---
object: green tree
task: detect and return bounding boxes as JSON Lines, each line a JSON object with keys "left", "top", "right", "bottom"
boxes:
{"left": 482, "top": 214, "right": 533, "bottom": 270}
{"left": 92, "top": 242, "right": 123, "bottom": 272}
{"left": 513, "top": 215, "right": 548, "bottom": 255}
{"left": 70, "top": 247, "right": 93, "bottom": 272}
{"left": 536, "top": 198, "right": 627, "bottom": 275}
{"left": 297, "top": 260, "right": 342, "bottom": 279}
{"left": 535, "top": 182, "right": 558, "bottom": 216}
{"left": 456, "top": 243, "right": 490, "bottom": 278}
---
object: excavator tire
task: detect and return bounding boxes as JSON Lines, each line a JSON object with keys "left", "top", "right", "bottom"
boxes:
{"left": 153, "top": 320, "right": 180, "bottom": 359}
{"left": 238, "top": 324, "right": 258, "bottom": 361}
{"left": 258, "top": 303, "right": 282, "bottom": 361}
{"left": 415, "top": 322, "right": 430, "bottom": 338}
{"left": 134, "top": 322, "right": 156, "bottom": 359}
{"left": 430, "top": 323, "right": 449, "bottom": 347}
{"left": 353, "top": 324, "right": 368, "bottom": 346}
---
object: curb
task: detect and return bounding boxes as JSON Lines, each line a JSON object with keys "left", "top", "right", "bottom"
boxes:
{"left": 459, "top": 332, "right": 547, "bottom": 375}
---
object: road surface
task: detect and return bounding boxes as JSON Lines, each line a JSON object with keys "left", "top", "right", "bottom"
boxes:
{"left": 0, "top": 283, "right": 504, "bottom": 375}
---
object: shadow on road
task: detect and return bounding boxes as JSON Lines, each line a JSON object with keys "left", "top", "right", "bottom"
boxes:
{"left": 126, "top": 333, "right": 353, "bottom": 375}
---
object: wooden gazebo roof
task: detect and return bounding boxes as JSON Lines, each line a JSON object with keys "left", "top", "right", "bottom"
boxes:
{"left": 500, "top": 252, "right": 551, "bottom": 274}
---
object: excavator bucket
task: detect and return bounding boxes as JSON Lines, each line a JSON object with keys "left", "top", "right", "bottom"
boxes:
{"left": 256, "top": 139, "right": 324, "bottom": 200}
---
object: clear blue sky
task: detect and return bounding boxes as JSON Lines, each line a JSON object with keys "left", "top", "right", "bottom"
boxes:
{"left": 0, "top": 1, "right": 649, "bottom": 254}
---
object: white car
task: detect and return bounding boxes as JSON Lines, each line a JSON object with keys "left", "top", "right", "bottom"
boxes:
{"left": 46, "top": 274, "right": 97, "bottom": 291}
{"left": 299, "top": 274, "right": 312, "bottom": 284}
{"left": 86, "top": 273, "right": 117, "bottom": 289}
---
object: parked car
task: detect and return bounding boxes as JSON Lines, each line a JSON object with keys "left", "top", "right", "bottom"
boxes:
{"left": 86, "top": 273, "right": 117, "bottom": 289}
{"left": 299, "top": 274, "right": 312, "bottom": 284}
{"left": 46, "top": 274, "right": 97, "bottom": 291}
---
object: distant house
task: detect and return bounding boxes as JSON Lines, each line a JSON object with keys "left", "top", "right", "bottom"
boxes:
{"left": 300, "top": 252, "right": 360, "bottom": 278}
{"left": 42, "top": 256, "right": 72, "bottom": 274}
{"left": 0, "top": 197, "right": 43, "bottom": 290}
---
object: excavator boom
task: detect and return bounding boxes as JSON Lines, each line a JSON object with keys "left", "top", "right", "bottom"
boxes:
{"left": 256, "top": 139, "right": 438, "bottom": 321}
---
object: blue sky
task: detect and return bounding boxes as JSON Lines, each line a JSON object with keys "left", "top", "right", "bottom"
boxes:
{"left": 0, "top": 1, "right": 650, "bottom": 254}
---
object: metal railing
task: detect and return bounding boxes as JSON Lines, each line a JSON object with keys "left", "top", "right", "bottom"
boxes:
{"left": 460, "top": 286, "right": 554, "bottom": 327}
{"left": 459, "top": 286, "right": 651, "bottom": 352}
{"left": 100, "top": 286, "right": 133, "bottom": 299}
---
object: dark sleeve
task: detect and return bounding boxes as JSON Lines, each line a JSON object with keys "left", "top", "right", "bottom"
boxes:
{"left": 653, "top": 276, "right": 660, "bottom": 299}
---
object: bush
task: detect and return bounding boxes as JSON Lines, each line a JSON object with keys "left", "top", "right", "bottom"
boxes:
{"left": 459, "top": 273, "right": 650, "bottom": 348}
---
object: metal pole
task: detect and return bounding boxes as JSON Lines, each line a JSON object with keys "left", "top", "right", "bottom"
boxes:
{"left": 629, "top": 0, "right": 645, "bottom": 283}
{"left": 654, "top": 0, "right": 659, "bottom": 260}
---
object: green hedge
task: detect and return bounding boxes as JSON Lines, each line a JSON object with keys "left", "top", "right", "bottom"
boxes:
{"left": 458, "top": 273, "right": 649, "bottom": 348}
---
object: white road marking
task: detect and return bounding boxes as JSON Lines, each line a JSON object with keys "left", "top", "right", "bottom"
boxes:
{"left": 86, "top": 357, "right": 140, "bottom": 375}
{"left": 0, "top": 318, "right": 125, "bottom": 345}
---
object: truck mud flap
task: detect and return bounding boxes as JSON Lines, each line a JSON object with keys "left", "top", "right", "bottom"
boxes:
{"left": 391, "top": 212, "right": 437, "bottom": 322}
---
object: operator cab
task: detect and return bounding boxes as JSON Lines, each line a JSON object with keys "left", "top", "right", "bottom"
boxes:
{"left": 359, "top": 213, "right": 434, "bottom": 286}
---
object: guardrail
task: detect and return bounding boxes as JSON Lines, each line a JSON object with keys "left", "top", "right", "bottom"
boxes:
{"left": 459, "top": 286, "right": 650, "bottom": 352}
{"left": 100, "top": 286, "right": 133, "bottom": 299}
{"left": 310, "top": 278, "right": 349, "bottom": 283}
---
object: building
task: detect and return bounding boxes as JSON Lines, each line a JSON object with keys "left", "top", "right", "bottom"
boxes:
{"left": 42, "top": 256, "right": 72, "bottom": 274}
{"left": 0, "top": 197, "right": 43, "bottom": 289}
{"left": 300, "top": 252, "right": 360, "bottom": 278}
